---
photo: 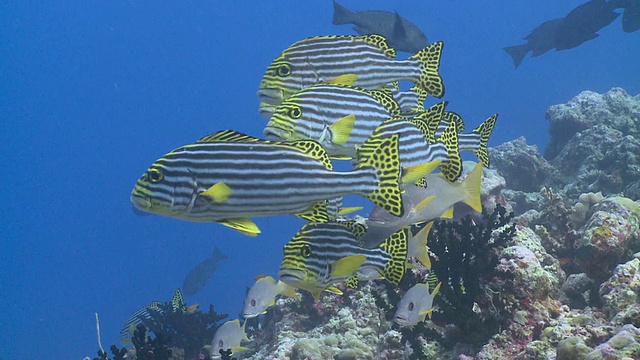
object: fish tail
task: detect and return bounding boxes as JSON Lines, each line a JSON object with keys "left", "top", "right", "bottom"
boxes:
{"left": 461, "top": 162, "right": 483, "bottom": 213}
{"left": 503, "top": 44, "right": 530, "bottom": 68}
{"left": 355, "top": 134, "right": 404, "bottom": 217}
{"left": 332, "top": 0, "right": 355, "bottom": 25}
{"left": 212, "top": 245, "right": 228, "bottom": 261}
{"left": 378, "top": 228, "right": 409, "bottom": 285}
{"left": 471, "top": 114, "right": 498, "bottom": 167}
{"left": 437, "top": 120, "right": 462, "bottom": 182}
{"left": 409, "top": 41, "right": 445, "bottom": 98}
{"left": 410, "top": 101, "right": 448, "bottom": 143}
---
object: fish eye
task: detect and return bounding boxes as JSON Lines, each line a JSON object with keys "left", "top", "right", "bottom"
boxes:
{"left": 251, "top": 299, "right": 256, "bottom": 306}
{"left": 288, "top": 106, "right": 302, "bottom": 119}
{"left": 301, "top": 244, "right": 311, "bottom": 258}
{"left": 147, "top": 168, "right": 164, "bottom": 183}
{"left": 218, "top": 340, "right": 224, "bottom": 348}
{"left": 277, "top": 63, "right": 291, "bottom": 77}
{"left": 408, "top": 301, "right": 414, "bottom": 311}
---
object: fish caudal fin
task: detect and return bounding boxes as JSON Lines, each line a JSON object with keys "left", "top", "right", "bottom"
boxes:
{"left": 356, "top": 134, "right": 404, "bottom": 217}
{"left": 471, "top": 114, "right": 498, "bottom": 167}
{"left": 409, "top": 41, "right": 445, "bottom": 98}
{"left": 332, "top": 0, "right": 355, "bottom": 25}
{"left": 503, "top": 44, "right": 530, "bottom": 68}
{"left": 461, "top": 162, "right": 483, "bottom": 213}
{"left": 378, "top": 228, "right": 409, "bottom": 285}
{"left": 411, "top": 101, "right": 448, "bottom": 143}
{"left": 437, "top": 120, "right": 462, "bottom": 182}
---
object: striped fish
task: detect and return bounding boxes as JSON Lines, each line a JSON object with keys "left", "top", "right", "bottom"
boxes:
{"left": 354, "top": 116, "right": 461, "bottom": 182}
{"left": 119, "top": 289, "right": 186, "bottom": 346}
{"left": 264, "top": 83, "right": 404, "bottom": 158}
{"left": 257, "top": 34, "right": 445, "bottom": 107}
{"left": 278, "top": 221, "right": 408, "bottom": 300}
{"left": 131, "top": 130, "right": 417, "bottom": 236}
{"left": 391, "top": 85, "right": 429, "bottom": 116}
{"left": 417, "top": 112, "right": 498, "bottom": 167}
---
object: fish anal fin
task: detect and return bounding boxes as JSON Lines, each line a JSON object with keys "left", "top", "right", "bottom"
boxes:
{"left": 219, "top": 218, "right": 261, "bottom": 236}
{"left": 439, "top": 207, "right": 454, "bottom": 219}
{"left": 296, "top": 201, "right": 330, "bottom": 223}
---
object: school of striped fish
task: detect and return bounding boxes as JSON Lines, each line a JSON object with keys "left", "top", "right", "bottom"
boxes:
{"left": 128, "top": 32, "right": 499, "bottom": 358}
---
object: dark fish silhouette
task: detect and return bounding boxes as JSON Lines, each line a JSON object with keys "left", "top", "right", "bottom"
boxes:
{"left": 503, "top": 0, "right": 638, "bottom": 68}
{"left": 182, "top": 245, "right": 227, "bottom": 296}
{"left": 621, "top": 0, "right": 640, "bottom": 32}
{"left": 332, "top": 0, "right": 428, "bottom": 53}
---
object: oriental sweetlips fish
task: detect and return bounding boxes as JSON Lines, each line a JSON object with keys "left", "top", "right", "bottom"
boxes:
{"left": 278, "top": 221, "right": 409, "bottom": 300}
{"left": 257, "top": 34, "right": 445, "bottom": 108}
{"left": 119, "top": 289, "right": 187, "bottom": 346}
{"left": 131, "top": 130, "right": 433, "bottom": 236}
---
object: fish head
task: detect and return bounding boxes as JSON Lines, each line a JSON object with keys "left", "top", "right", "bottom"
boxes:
{"left": 210, "top": 320, "right": 243, "bottom": 359}
{"left": 258, "top": 55, "right": 300, "bottom": 105}
{"left": 131, "top": 148, "right": 199, "bottom": 217}
{"left": 278, "top": 234, "right": 324, "bottom": 292}
{"left": 393, "top": 283, "right": 430, "bottom": 327}
{"left": 264, "top": 98, "right": 320, "bottom": 141}
{"left": 242, "top": 277, "right": 276, "bottom": 318}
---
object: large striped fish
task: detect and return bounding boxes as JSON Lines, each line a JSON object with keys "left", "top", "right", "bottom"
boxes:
{"left": 131, "top": 130, "right": 422, "bottom": 236}
{"left": 278, "top": 221, "right": 408, "bottom": 300}
{"left": 257, "top": 34, "right": 445, "bottom": 107}
{"left": 264, "top": 83, "right": 406, "bottom": 158}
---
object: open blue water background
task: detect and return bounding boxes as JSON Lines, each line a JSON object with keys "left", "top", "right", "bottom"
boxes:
{"left": 1, "top": 1, "right": 638, "bottom": 359}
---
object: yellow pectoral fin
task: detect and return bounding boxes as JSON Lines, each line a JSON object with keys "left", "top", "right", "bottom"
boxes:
{"left": 219, "top": 218, "right": 261, "bottom": 236}
{"left": 200, "top": 182, "right": 231, "bottom": 203}
{"left": 401, "top": 160, "right": 441, "bottom": 184}
{"left": 331, "top": 255, "right": 366, "bottom": 276}
{"left": 330, "top": 114, "right": 356, "bottom": 146}
{"left": 325, "top": 285, "right": 344, "bottom": 295}
{"left": 414, "top": 195, "right": 436, "bottom": 212}
{"left": 337, "top": 206, "right": 363, "bottom": 215}
{"left": 440, "top": 207, "right": 454, "bottom": 219}
{"left": 324, "top": 73, "right": 358, "bottom": 86}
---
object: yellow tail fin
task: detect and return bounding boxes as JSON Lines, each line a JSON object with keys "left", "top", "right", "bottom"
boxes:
{"left": 462, "top": 162, "right": 483, "bottom": 213}
{"left": 409, "top": 41, "right": 445, "bottom": 98}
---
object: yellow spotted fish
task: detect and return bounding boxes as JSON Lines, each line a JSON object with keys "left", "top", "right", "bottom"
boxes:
{"left": 258, "top": 34, "right": 445, "bottom": 107}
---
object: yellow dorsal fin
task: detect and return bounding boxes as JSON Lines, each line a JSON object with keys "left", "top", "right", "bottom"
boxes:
{"left": 196, "top": 130, "right": 261, "bottom": 143}
{"left": 330, "top": 114, "right": 355, "bottom": 146}
{"left": 362, "top": 34, "right": 396, "bottom": 59}
{"left": 219, "top": 218, "right": 260, "bottom": 236}
{"left": 200, "top": 182, "right": 231, "bottom": 203}
{"left": 461, "top": 162, "right": 483, "bottom": 213}
{"left": 415, "top": 195, "right": 436, "bottom": 212}
{"left": 283, "top": 140, "right": 333, "bottom": 170}
{"left": 401, "top": 160, "right": 441, "bottom": 184}
{"left": 324, "top": 73, "right": 358, "bottom": 86}
{"left": 331, "top": 255, "right": 366, "bottom": 276}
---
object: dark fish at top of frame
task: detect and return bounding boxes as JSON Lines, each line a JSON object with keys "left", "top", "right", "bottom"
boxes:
{"left": 332, "top": 0, "right": 429, "bottom": 53}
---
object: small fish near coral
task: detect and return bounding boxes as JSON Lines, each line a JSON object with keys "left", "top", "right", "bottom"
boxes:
{"left": 182, "top": 245, "right": 228, "bottom": 296}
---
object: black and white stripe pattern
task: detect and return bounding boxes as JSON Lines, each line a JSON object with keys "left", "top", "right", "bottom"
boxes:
{"left": 265, "top": 84, "right": 400, "bottom": 157}
{"left": 280, "top": 222, "right": 390, "bottom": 290}
{"left": 132, "top": 135, "right": 378, "bottom": 222}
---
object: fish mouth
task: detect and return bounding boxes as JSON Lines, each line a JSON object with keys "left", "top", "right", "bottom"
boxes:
{"left": 277, "top": 269, "right": 305, "bottom": 287}
{"left": 393, "top": 314, "right": 410, "bottom": 326}
{"left": 258, "top": 102, "right": 276, "bottom": 118}
{"left": 257, "top": 88, "right": 284, "bottom": 105}
{"left": 241, "top": 311, "right": 258, "bottom": 319}
{"left": 130, "top": 191, "right": 152, "bottom": 211}
{"left": 263, "top": 126, "right": 291, "bottom": 141}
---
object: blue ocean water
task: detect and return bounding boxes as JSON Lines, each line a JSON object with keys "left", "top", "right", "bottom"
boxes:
{"left": 0, "top": 1, "right": 638, "bottom": 359}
